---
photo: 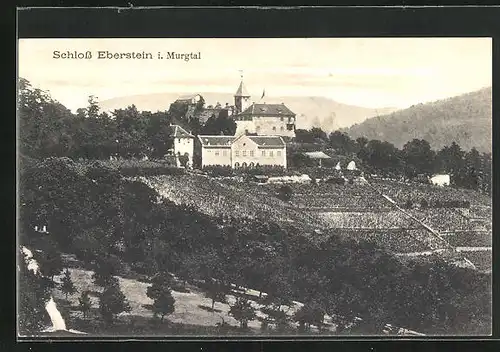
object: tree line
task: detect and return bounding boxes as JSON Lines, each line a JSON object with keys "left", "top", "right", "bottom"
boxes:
{"left": 293, "top": 129, "right": 492, "bottom": 194}
{"left": 18, "top": 78, "right": 236, "bottom": 162}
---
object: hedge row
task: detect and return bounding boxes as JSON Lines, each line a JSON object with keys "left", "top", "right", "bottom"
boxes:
{"left": 202, "top": 165, "right": 299, "bottom": 177}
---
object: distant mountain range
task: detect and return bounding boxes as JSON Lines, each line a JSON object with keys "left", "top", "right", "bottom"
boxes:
{"left": 342, "top": 87, "right": 492, "bottom": 153}
{"left": 98, "top": 92, "right": 397, "bottom": 132}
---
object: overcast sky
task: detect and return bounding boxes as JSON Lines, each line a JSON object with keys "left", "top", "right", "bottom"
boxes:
{"left": 18, "top": 38, "right": 491, "bottom": 112}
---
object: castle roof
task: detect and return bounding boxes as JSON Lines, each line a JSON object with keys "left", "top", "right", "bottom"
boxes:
{"left": 198, "top": 135, "right": 285, "bottom": 148}
{"left": 239, "top": 103, "right": 295, "bottom": 117}
{"left": 172, "top": 124, "right": 194, "bottom": 138}
{"left": 246, "top": 135, "right": 286, "bottom": 148}
{"left": 198, "top": 135, "right": 235, "bottom": 147}
{"left": 234, "top": 81, "right": 250, "bottom": 97}
{"left": 175, "top": 94, "right": 202, "bottom": 102}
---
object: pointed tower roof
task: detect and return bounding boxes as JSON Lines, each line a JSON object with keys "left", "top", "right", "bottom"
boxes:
{"left": 234, "top": 81, "right": 250, "bottom": 97}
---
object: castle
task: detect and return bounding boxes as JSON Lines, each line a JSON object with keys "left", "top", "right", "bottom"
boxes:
{"left": 171, "top": 79, "right": 297, "bottom": 169}
{"left": 232, "top": 80, "right": 297, "bottom": 139}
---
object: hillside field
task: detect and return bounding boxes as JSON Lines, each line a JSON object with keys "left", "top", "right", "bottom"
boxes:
{"left": 142, "top": 174, "right": 492, "bottom": 271}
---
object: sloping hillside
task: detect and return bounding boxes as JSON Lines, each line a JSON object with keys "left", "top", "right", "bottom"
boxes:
{"left": 140, "top": 174, "right": 491, "bottom": 272}
{"left": 99, "top": 93, "right": 396, "bottom": 131}
{"left": 342, "top": 87, "right": 492, "bottom": 152}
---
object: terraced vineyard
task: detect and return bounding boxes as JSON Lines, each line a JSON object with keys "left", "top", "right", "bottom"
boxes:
{"left": 139, "top": 175, "right": 491, "bottom": 272}
{"left": 140, "top": 175, "right": 328, "bottom": 232}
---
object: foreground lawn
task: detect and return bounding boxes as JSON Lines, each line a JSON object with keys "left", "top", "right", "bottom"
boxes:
{"left": 52, "top": 268, "right": 337, "bottom": 336}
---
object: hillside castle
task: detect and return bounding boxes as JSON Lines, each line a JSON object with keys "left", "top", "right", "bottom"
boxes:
{"left": 232, "top": 80, "right": 297, "bottom": 139}
{"left": 169, "top": 79, "right": 297, "bottom": 169}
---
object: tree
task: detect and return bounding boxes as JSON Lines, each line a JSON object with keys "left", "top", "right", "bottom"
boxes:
{"left": 328, "top": 131, "right": 357, "bottom": 155}
{"left": 203, "top": 279, "right": 228, "bottom": 310}
{"left": 99, "top": 281, "right": 131, "bottom": 324}
{"left": 146, "top": 272, "right": 176, "bottom": 322}
{"left": 480, "top": 152, "right": 492, "bottom": 194}
{"left": 402, "top": 139, "right": 436, "bottom": 178}
{"left": 60, "top": 269, "right": 76, "bottom": 300}
{"left": 92, "top": 257, "right": 119, "bottom": 287}
{"left": 289, "top": 153, "right": 314, "bottom": 168}
{"left": 146, "top": 271, "right": 174, "bottom": 301}
{"left": 78, "top": 291, "right": 92, "bottom": 319}
{"left": 463, "top": 147, "right": 482, "bottom": 190}
{"left": 229, "top": 297, "right": 257, "bottom": 329}
{"left": 310, "top": 127, "right": 328, "bottom": 142}
{"left": 18, "top": 78, "right": 75, "bottom": 158}
{"left": 112, "top": 105, "right": 149, "bottom": 158}
{"left": 435, "top": 142, "right": 465, "bottom": 185}
{"left": 293, "top": 301, "right": 325, "bottom": 332}
{"left": 277, "top": 185, "right": 293, "bottom": 202}
{"left": 201, "top": 111, "right": 237, "bottom": 136}
{"left": 145, "top": 112, "right": 174, "bottom": 159}
{"left": 38, "top": 246, "right": 64, "bottom": 281}
{"left": 356, "top": 137, "right": 369, "bottom": 150}
{"left": 151, "top": 289, "right": 176, "bottom": 323}
{"left": 357, "top": 139, "right": 403, "bottom": 176}
{"left": 260, "top": 271, "right": 295, "bottom": 332}
{"left": 86, "top": 95, "right": 100, "bottom": 119}
{"left": 295, "top": 129, "right": 315, "bottom": 144}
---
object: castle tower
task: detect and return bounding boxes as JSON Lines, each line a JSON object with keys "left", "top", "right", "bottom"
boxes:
{"left": 234, "top": 79, "right": 251, "bottom": 114}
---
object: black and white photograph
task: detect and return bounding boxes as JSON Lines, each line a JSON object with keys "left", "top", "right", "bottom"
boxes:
{"left": 17, "top": 37, "right": 492, "bottom": 338}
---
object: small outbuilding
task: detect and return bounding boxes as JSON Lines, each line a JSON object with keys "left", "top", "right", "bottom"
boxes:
{"left": 430, "top": 174, "right": 450, "bottom": 187}
{"left": 303, "top": 151, "right": 331, "bottom": 168}
{"left": 346, "top": 160, "right": 358, "bottom": 171}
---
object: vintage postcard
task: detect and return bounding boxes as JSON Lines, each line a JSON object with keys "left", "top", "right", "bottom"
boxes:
{"left": 17, "top": 37, "right": 492, "bottom": 338}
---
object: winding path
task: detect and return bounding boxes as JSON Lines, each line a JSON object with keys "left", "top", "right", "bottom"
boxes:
{"left": 20, "top": 246, "right": 86, "bottom": 335}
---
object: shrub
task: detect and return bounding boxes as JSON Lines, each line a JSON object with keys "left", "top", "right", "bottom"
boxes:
{"left": 277, "top": 185, "right": 293, "bottom": 202}
{"left": 203, "top": 165, "right": 234, "bottom": 177}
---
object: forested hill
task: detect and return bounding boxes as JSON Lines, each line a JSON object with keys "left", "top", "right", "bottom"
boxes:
{"left": 342, "top": 87, "right": 492, "bottom": 152}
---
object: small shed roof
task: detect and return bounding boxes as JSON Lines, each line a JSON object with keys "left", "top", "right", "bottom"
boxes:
{"left": 303, "top": 151, "right": 331, "bottom": 159}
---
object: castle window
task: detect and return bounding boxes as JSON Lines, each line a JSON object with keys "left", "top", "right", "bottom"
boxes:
{"left": 269, "top": 151, "right": 274, "bottom": 157}
{"left": 280, "top": 126, "right": 284, "bottom": 131}
{"left": 242, "top": 150, "right": 247, "bottom": 157}
{"left": 280, "top": 116, "right": 284, "bottom": 121}
{"left": 272, "top": 126, "right": 276, "bottom": 132}
{"left": 235, "top": 150, "right": 240, "bottom": 157}
{"left": 262, "top": 150, "right": 266, "bottom": 157}
{"left": 178, "top": 138, "right": 181, "bottom": 143}
{"left": 215, "top": 151, "right": 220, "bottom": 156}
{"left": 287, "top": 125, "right": 294, "bottom": 131}
{"left": 250, "top": 151, "right": 254, "bottom": 157}
{"left": 235, "top": 162, "right": 240, "bottom": 168}
{"left": 277, "top": 151, "right": 281, "bottom": 157}
{"left": 223, "top": 150, "right": 227, "bottom": 156}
